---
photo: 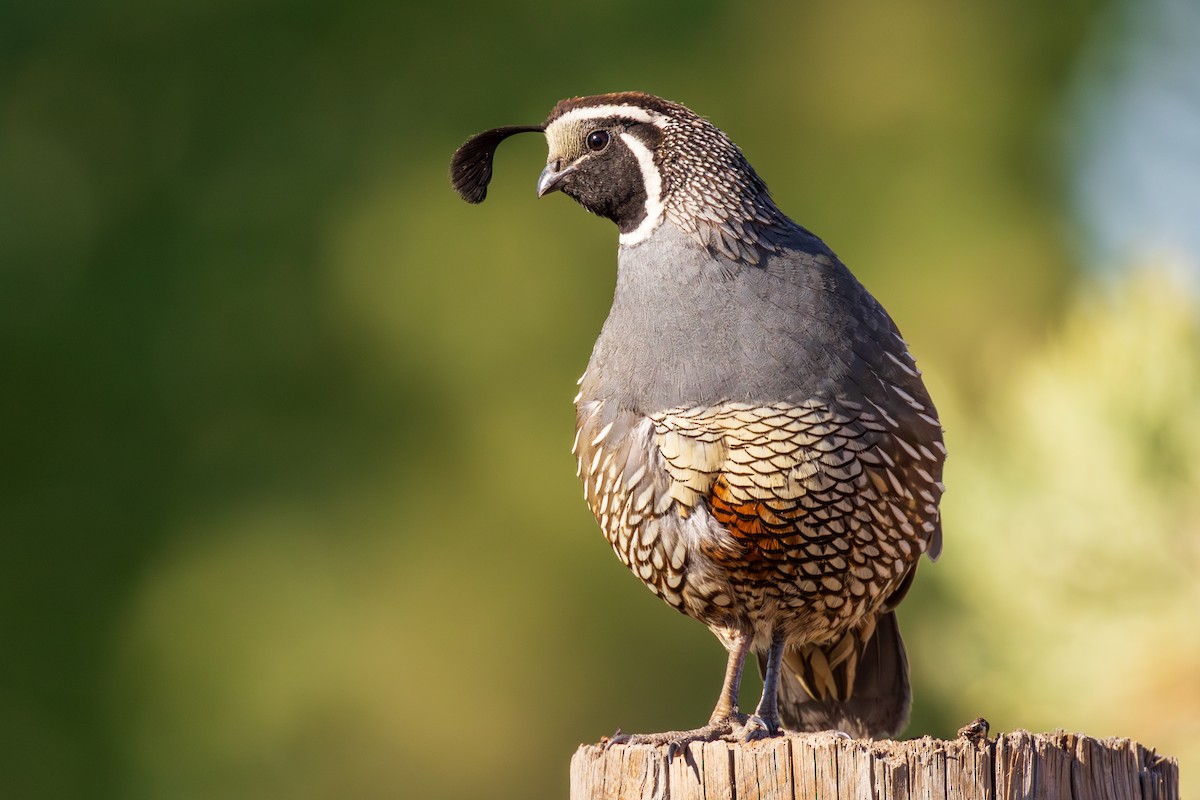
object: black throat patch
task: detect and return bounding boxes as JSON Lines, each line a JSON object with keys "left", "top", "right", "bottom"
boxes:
{"left": 564, "top": 124, "right": 661, "bottom": 234}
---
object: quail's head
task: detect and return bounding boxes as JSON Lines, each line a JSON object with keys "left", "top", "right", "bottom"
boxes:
{"left": 450, "top": 92, "right": 788, "bottom": 258}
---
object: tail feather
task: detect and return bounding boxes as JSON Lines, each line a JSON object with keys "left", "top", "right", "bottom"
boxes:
{"left": 770, "top": 610, "right": 911, "bottom": 739}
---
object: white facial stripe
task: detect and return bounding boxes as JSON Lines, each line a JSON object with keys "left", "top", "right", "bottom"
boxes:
{"left": 617, "top": 131, "right": 664, "bottom": 247}
{"left": 549, "top": 104, "right": 667, "bottom": 130}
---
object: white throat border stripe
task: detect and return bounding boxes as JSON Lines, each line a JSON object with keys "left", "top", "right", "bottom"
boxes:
{"left": 618, "top": 131, "right": 664, "bottom": 247}
{"left": 550, "top": 105, "right": 668, "bottom": 130}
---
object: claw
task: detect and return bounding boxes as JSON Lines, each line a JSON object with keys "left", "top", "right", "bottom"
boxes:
{"left": 729, "top": 714, "right": 781, "bottom": 743}
{"left": 600, "top": 728, "right": 627, "bottom": 749}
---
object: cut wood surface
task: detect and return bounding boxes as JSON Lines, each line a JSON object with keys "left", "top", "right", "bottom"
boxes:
{"left": 569, "top": 729, "right": 1178, "bottom": 800}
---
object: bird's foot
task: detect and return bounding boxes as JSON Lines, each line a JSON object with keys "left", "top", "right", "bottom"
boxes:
{"left": 602, "top": 715, "right": 745, "bottom": 757}
{"left": 602, "top": 713, "right": 784, "bottom": 755}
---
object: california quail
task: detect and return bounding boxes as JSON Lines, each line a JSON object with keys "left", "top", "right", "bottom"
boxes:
{"left": 450, "top": 92, "right": 945, "bottom": 744}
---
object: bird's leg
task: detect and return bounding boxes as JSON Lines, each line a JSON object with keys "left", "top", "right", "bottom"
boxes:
{"left": 707, "top": 628, "right": 751, "bottom": 725}
{"left": 734, "top": 629, "right": 785, "bottom": 741}
{"left": 604, "top": 630, "right": 752, "bottom": 753}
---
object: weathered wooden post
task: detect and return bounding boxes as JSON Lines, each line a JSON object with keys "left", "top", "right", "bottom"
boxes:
{"left": 570, "top": 727, "right": 1178, "bottom": 799}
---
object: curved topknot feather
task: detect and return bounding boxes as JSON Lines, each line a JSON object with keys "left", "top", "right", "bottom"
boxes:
{"left": 450, "top": 125, "right": 544, "bottom": 203}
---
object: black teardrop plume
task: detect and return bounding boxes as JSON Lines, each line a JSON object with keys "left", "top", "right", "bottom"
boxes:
{"left": 450, "top": 125, "right": 544, "bottom": 203}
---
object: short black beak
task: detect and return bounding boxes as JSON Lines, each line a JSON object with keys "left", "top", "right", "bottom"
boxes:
{"left": 536, "top": 161, "right": 576, "bottom": 197}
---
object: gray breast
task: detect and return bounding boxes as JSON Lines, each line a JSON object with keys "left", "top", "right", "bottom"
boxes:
{"left": 581, "top": 222, "right": 921, "bottom": 418}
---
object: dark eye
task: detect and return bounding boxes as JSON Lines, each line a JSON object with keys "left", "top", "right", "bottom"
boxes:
{"left": 586, "top": 130, "right": 610, "bottom": 152}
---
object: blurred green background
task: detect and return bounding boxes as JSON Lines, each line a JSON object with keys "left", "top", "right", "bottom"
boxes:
{"left": 3, "top": 0, "right": 1198, "bottom": 797}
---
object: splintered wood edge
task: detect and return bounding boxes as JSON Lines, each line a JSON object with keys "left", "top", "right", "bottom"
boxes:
{"left": 568, "top": 731, "right": 1179, "bottom": 800}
